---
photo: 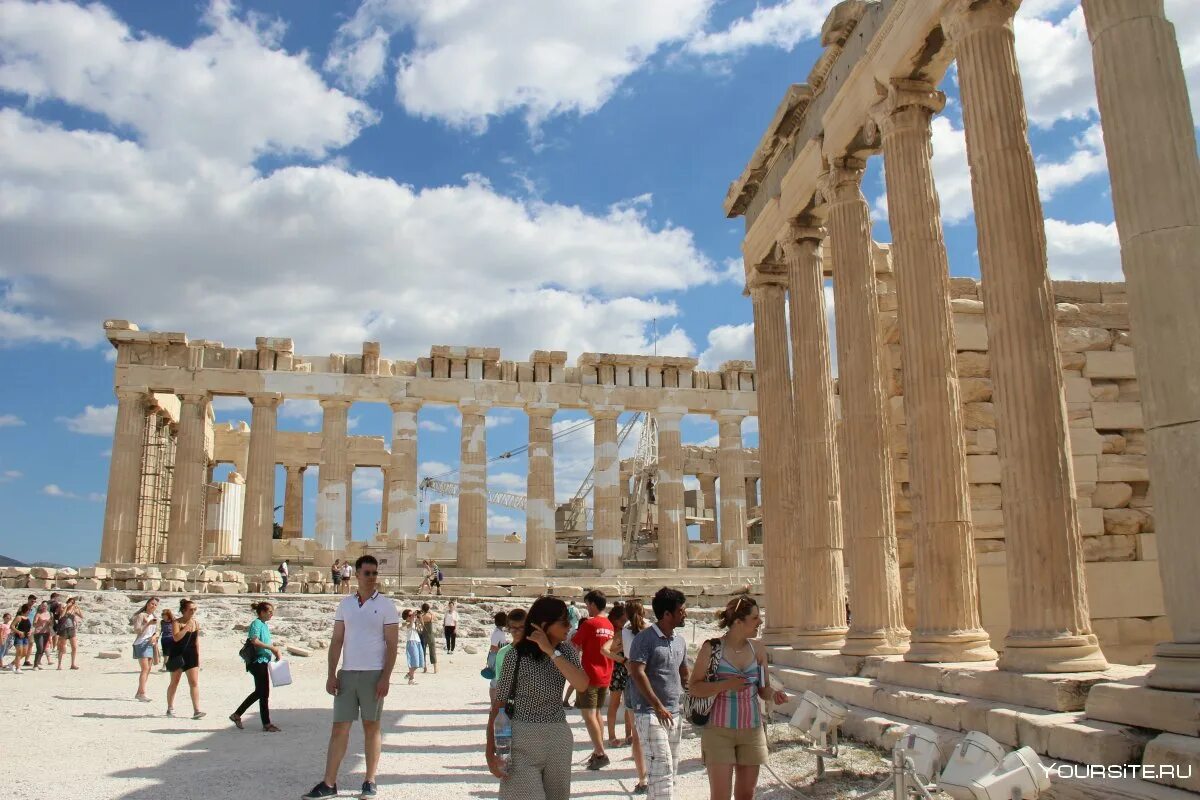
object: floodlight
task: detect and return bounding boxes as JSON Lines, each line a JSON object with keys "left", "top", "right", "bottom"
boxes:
{"left": 940, "top": 732, "right": 1049, "bottom": 800}
{"left": 789, "top": 690, "right": 822, "bottom": 734}
{"left": 788, "top": 690, "right": 847, "bottom": 750}
{"left": 897, "top": 725, "right": 942, "bottom": 784}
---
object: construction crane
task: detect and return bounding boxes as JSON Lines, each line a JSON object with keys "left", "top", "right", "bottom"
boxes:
{"left": 417, "top": 477, "right": 528, "bottom": 511}
{"left": 560, "top": 413, "right": 645, "bottom": 532}
{"left": 621, "top": 414, "right": 659, "bottom": 562}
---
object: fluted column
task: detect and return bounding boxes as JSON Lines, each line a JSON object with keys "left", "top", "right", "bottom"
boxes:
{"left": 379, "top": 467, "right": 390, "bottom": 538}
{"left": 100, "top": 387, "right": 149, "bottom": 563}
{"left": 749, "top": 266, "right": 803, "bottom": 642}
{"left": 745, "top": 477, "right": 758, "bottom": 510}
{"left": 387, "top": 399, "right": 421, "bottom": 547}
{"left": 715, "top": 410, "right": 749, "bottom": 568}
{"left": 1084, "top": 0, "right": 1200, "bottom": 689}
{"left": 872, "top": 81, "right": 996, "bottom": 663}
{"left": 240, "top": 394, "right": 281, "bottom": 566}
{"left": 316, "top": 398, "right": 350, "bottom": 551}
{"left": 165, "top": 393, "right": 209, "bottom": 565}
{"left": 698, "top": 474, "right": 718, "bottom": 543}
{"left": 592, "top": 406, "right": 623, "bottom": 571}
{"left": 282, "top": 464, "right": 305, "bottom": 539}
{"left": 345, "top": 467, "right": 354, "bottom": 544}
{"left": 458, "top": 403, "right": 488, "bottom": 570}
{"left": 781, "top": 221, "right": 849, "bottom": 650}
{"left": 821, "top": 160, "right": 909, "bottom": 656}
{"left": 945, "top": 0, "right": 1106, "bottom": 672}
{"left": 655, "top": 408, "right": 687, "bottom": 570}
{"left": 525, "top": 404, "right": 557, "bottom": 569}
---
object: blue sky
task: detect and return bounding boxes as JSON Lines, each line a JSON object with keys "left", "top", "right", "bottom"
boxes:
{"left": 0, "top": 0, "right": 1196, "bottom": 566}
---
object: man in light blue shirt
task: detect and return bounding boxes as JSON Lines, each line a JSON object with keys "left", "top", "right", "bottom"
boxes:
{"left": 627, "top": 587, "right": 689, "bottom": 798}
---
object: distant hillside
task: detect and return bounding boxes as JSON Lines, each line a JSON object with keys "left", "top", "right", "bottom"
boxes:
{"left": 0, "top": 555, "right": 26, "bottom": 567}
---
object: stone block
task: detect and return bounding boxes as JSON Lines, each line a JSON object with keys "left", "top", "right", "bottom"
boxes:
{"left": 970, "top": 509, "right": 1005, "bottom": 538}
{"left": 1086, "top": 561, "right": 1165, "bottom": 618}
{"left": 1057, "top": 302, "right": 1131, "bottom": 329}
{"left": 1064, "top": 376, "right": 1093, "bottom": 403}
{"left": 1085, "top": 679, "right": 1200, "bottom": 737}
{"left": 1073, "top": 455, "right": 1099, "bottom": 483}
{"left": 1084, "top": 534, "right": 1138, "bottom": 562}
{"left": 958, "top": 378, "right": 992, "bottom": 403}
{"left": 96, "top": 651, "right": 121, "bottom": 660}
{"left": 1093, "top": 401, "right": 1145, "bottom": 431}
{"left": 966, "top": 454, "right": 1001, "bottom": 484}
{"left": 965, "top": 427, "right": 998, "bottom": 454}
{"left": 208, "top": 582, "right": 241, "bottom": 594}
{"left": 285, "top": 582, "right": 302, "bottom": 593}
{"left": 1070, "top": 428, "right": 1104, "bottom": 456}
{"left": 1093, "top": 482, "right": 1134, "bottom": 508}
{"left": 1053, "top": 281, "right": 1103, "bottom": 303}
{"left": 1104, "top": 508, "right": 1146, "bottom": 535}
{"left": 27, "top": 578, "right": 53, "bottom": 589}
{"left": 286, "top": 645, "right": 312, "bottom": 657}
{"left": 1091, "top": 381, "right": 1121, "bottom": 402}
{"left": 1099, "top": 454, "right": 1151, "bottom": 482}
{"left": 143, "top": 567, "right": 161, "bottom": 579}
{"left": 1061, "top": 351, "right": 1087, "bottom": 371}
{"left": 78, "top": 567, "right": 109, "bottom": 579}
{"left": 163, "top": 568, "right": 187, "bottom": 581}
{"left": 139, "top": 579, "right": 162, "bottom": 591}
{"left": 952, "top": 316, "right": 988, "bottom": 351}
{"left": 1058, "top": 326, "right": 1114, "bottom": 352}
{"left": 970, "top": 483, "right": 1002, "bottom": 510}
{"left": 75, "top": 578, "right": 102, "bottom": 591}
{"left": 29, "top": 566, "right": 53, "bottom": 579}
{"left": 1079, "top": 507, "right": 1105, "bottom": 536}
{"left": 1085, "top": 350, "right": 1138, "bottom": 379}
{"left": 956, "top": 351, "right": 989, "bottom": 378}
{"left": 1143, "top": 734, "right": 1200, "bottom": 793}
{"left": 55, "top": 577, "right": 78, "bottom": 589}
{"left": 1136, "top": 533, "right": 1158, "bottom": 561}
{"left": 161, "top": 580, "right": 185, "bottom": 592}
{"left": 1102, "top": 433, "right": 1128, "bottom": 453}
{"left": 221, "top": 570, "right": 243, "bottom": 582}
{"left": 962, "top": 402, "right": 995, "bottom": 430}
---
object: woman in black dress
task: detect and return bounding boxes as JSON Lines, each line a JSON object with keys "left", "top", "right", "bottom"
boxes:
{"left": 165, "top": 599, "right": 205, "bottom": 720}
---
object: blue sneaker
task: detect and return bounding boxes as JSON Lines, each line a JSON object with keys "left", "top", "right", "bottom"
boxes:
{"left": 302, "top": 782, "right": 337, "bottom": 799}
{"left": 359, "top": 781, "right": 378, "bottom": 799}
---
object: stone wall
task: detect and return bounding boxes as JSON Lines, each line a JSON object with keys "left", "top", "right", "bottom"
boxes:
{"left": 875, "top": 272, "right": 1164, "bottom": 664}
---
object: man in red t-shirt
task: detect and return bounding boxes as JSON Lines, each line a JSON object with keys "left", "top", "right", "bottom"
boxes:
{"left": 573, "top": 588, "right": 615, "bottom": 770}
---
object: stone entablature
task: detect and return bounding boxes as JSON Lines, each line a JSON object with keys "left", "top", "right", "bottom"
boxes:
{"left": 213, "top": 422, "right": 389, "bottom": 469}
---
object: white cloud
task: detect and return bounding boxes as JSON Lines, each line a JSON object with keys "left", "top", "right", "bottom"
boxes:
{"left": 1044, "top": 219, "right": 1122, "bottom": 281}
{"left": 0, "top": 0, "right": 377, "bottom": 165}
{"left": 686, "top": 0, "right": 837, "bottom": 57}
{"left": 87, "top": 492, "right": 105, "bottom": 503}
{"left": 874, "top": 115, "right": 972, "bottom": 226}
{"left": 0, "top": 414, "right": 24, "bottom": 427}
{"left": 358, "top": 486, "right": 384, "bottom": 503}
{"left": 418, "top": 420, "right": 448, "bottom": 433}
{"left": 489, "top": 471, "right": 526, "bottom": 493}
{"left": 697, "top": 323, "right": 753, "bottom": 370}
{"left": 0, "top": 469, "right": 22, "bottom": 482}
{"left": 42, "top": 483, "right": 104, "bottom": 502}
{"left": 1036, "top": 124, "right": 1108, "bottom": 200}
{"left": 327, "top": 0, "right": 711, "bottom": 130}
{"left": 418, "top": 460, "right": 454, "bottom": 479}
{"left": 58, "top": 404, "right": 117, "bottom": 436}
{"left": 42, "top": 484, "right": 68, "bottom": 497}
{"left": 0, "top": 109, "right": 712, "bottom": 356}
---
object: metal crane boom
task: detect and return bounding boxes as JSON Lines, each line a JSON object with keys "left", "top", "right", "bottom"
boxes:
{"left": 419, "top": 477, "right": 528, "bottom": 511}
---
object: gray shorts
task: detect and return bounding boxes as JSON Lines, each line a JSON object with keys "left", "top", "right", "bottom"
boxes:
{"left": 333, "top": 670, "right": 385, "bottom": 723}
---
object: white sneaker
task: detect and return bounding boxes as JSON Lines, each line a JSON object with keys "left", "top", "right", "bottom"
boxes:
{"left": 135, "top": 694, "right": 151, "bottom": 702}
{"left": 166, "top": 708, "right": 175, "bottom": 717}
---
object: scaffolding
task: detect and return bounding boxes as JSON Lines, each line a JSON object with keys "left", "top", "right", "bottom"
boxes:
{"left": 134, "top": 415, "right": 176, "bottom": 564}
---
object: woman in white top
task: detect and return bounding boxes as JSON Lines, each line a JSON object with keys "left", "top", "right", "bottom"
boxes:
{"left": 444, "top": 599, "right": 459, "bottom": 654}
{"left": 131, "top": 597, "right": 160, "bottom": 702}
{"left": 340, "top": 562, "right": 353, "bottom": 594}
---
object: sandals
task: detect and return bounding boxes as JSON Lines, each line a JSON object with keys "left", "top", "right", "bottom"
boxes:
{"left": 230, "top": 714, "right": 244, "bottom": 729}
{"left": 193, "top": 711, "right": 206, "bottom": 720}
{"left": 263, "top": 724, "right": 281, "bottom": 732}
{"left": 606, "top": 738, "right": 622, "bottom": 748}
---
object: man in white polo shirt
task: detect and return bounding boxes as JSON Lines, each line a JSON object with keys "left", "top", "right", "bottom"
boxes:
{"left": 303, "top": 555, "right": 399, "bottom": 800}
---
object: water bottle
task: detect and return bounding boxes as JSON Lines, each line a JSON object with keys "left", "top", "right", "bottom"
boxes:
{"left": 494, "top": 708, "right": 512, "bottom": 771}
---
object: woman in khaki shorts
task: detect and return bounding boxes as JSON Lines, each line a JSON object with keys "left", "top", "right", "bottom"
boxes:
{"left": 688, "top": 596, "right": 788, "bottom": 800}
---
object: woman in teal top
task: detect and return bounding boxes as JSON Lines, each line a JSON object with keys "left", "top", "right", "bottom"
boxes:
{"left": 230, "top": 601, "right": 282, "bottom": 732}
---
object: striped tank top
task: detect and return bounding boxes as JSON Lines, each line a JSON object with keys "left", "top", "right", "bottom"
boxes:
{"left": 708, "top": 642, "right": 760, "bottom": 729}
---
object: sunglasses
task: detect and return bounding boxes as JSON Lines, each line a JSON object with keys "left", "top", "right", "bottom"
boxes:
{"left": 359, "top": 570, "right": 378, "bottom": 577}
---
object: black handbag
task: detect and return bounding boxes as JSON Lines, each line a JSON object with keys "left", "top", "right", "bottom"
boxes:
{"left": 503, "top": 651, "right": 522, "bottom": 720}
{"left": 685, "top": 638, "right": 723, "bottom": 726}
{"left": 238, "top": 637, "right": 256, "bottom": 664}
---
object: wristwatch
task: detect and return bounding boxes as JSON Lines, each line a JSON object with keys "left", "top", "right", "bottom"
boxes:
{"left": 551, "top": 650, "right": 563, "bottom": 660}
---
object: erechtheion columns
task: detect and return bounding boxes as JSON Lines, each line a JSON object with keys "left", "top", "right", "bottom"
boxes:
{"left": 721, "top": 0, "right": 1199, "bottom": 792}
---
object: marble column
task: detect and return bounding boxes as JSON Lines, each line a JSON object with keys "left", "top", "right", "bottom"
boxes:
{"left": 745, "top": 477, "right": 758, "bottom": 510}
{"left": 592, "top": 406, "right": 623, "bottom": 571}
{"left": 100, "top": 387, "right": 148, "bottom": 564}
{"left": 282, "top": 464, "right": 305, "bottom": 539}
{"left": 715, "top": 410, "right": 749, "bottom": 568}
{"left": 1084, "top": 0, "right": 1200, "bottom": 689}
{"left": 781, "top": 221, "right": 849, "bottom": 650}
{"left": 525, "top": 404, "right": 557, "bottom": 569}
{"left": 698, "top": 474, "right": 718, "bottom": 543}
{"left": 821, "top": 159, "right": 909, "bottom": 656}
{"left": 655, "top": 408, "right": 687, "bottom": 570}
{"left": 316, "top": 398, "right": 350, "bottom": 551}
{"left": 749, "top": 265, "right": 803, "bottom": 642}
{"left": 872, "top": 81, "right": 996, "bottom": 663}
{"left": 345, "top": 467, "right": 354, "bottom": 544}
{"left": 379, "top": 468, "right": 390, "bottom": 538}
{"left": 458, "top": 403, "right": 488, "bottom": 570}
{"left": 240, "top": 393, "right": 281, "bottom": 566}
{"left": 387, "top": 399, "right": 421, "bottom": 547}
{"left": 945, "top": 0, "right": 1106, "bottom": 672}
{"left": 165, "top": 393, "right": 209, "bottom": 565}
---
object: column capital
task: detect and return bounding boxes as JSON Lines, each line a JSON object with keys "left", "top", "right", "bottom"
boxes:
{"left": 285, "top": 463, "right": 307, "bottom": 474}
{"left": 525, "top": 402, "right": 558, "bottom": 418}
{"left": 388, "top": 398, "right": 422, "bottom": 414}
{"left": 458, "top": 401, "right": 488, "bottom": 416}
{"left": 655, "top": 406, "right": 688, "bottom": 422}
{"left": 247, "top": 392, "right": 283, "bottom": 408}
{"left": 869, "top": 79, "right": 946, "bottom": 135}
{"left": 712, "top": 408, "right": 748, "bottom": 423}
{"left": 319, "top": 397, "right": 352, "bottom": 410}
{"left": 817, "top": 157, "right": 867, "bottom": 206}
{"left": 745, "top": 260, "right": 788, "bottom": 294}
{"left": 942, "top": 0, "right": 1017, "bottom": 42}
{"left": 590, "top": 404, "right": 623, "bottom": 420}
{"left": 1084, "top": 0, "right": 1166, "bottom": 41}
{"left": 781, "top": 216, "right": 826, "bottom": 258}
{"left": 178, "top": 391, "right": 209, "bottom": 405}
{"left": 115, "top": 386, "right": 150, "bottom": 402}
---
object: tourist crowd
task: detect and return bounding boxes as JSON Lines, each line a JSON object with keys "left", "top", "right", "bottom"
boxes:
{"left": 2, "top": 592, "right": 83, "bottom": 672}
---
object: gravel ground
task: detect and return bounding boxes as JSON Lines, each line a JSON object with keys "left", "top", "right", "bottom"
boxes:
{"left": 2, "top": 588, "right": 932, "bottom": 800}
